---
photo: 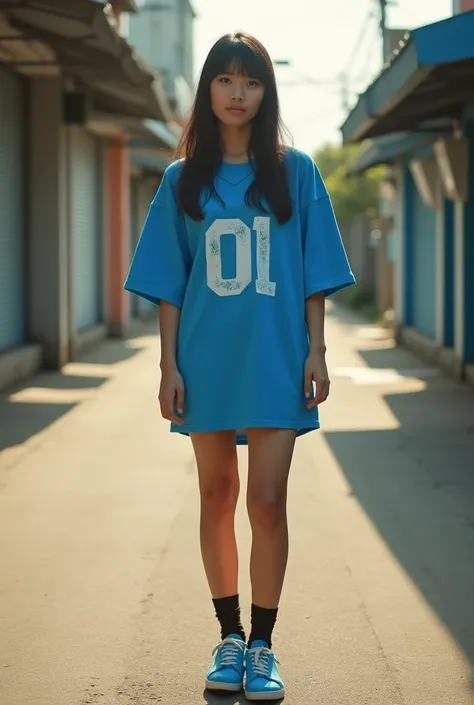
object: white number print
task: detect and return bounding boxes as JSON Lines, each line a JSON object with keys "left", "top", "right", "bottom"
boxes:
{"left": 205, "top": 217, "right": 276, "bottom": 297}
{"left": 254, "top": 217, "right": 276, "bottom": 297}
{"left": 205, "top": 219, "right": 252, "bottom": 297}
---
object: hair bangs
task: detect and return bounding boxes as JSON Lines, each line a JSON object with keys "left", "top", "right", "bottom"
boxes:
{"left": 207, "top": 37, "right": 269, "bottom": 84}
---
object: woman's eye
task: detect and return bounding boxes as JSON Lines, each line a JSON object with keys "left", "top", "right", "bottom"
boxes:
{"left": 248, "top": 80, "right": 259, "bottom": 87}
{"left": 219, "top": 76, "right": 231, "bottom": 83}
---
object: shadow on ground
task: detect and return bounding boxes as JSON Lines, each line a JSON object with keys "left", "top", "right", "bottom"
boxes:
{"left": 28, "top": 371, "right": 108, "bottom": 390}
{"left": 79, "top": 340, "right": 143, "bottom": 366}
{"left": 0, "top": 321, "right": 158, "bottom": 452}
{"left": 358, "top": 345, "right": 440, "bottom": 372}
{"left": 79, "top": 320, "right": 159, "bottom": 366}
{"left": 0, "top": 401, "right": 77, "bottom": 451}
{"left": 0, "top": 369, "right": 111, "bottom": 451}
{"left": 0, "top": 371, "right": 109, "bottom": 451}
{"left": 324, "top": 306, "right": 474, "bottom": 691}
{"left": 203, "top": 689, "right": 283, "bottom": 705}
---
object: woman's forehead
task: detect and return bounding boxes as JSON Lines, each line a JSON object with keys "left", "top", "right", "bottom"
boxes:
{"left": 223, "top": 59, "right": 258, "bottom": 77}
{"left": 223, "top": 59, "right": 249, "bottom": 75}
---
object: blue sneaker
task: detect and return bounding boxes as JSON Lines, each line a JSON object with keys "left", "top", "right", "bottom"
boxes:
{"left": 205, "top": 634, "right": 246, "bottom": 692}
{"left": 244, "top": 641, "right": 285, "bottom": 701}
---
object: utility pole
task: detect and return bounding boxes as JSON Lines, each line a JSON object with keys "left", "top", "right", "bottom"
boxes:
{"left": 378, "top": 0, "right": 388, "bottom": 64}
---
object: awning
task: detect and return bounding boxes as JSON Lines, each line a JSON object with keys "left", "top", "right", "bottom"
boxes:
{"left": 341, "top": 10, "right": 474, "bottom": 144}
{"left": 0, "top": 0, "right": 172, "bottom": 121}
{"left": 130, "top": 152, "right": 171, "bottom": 175}
{"left": 123, "top": 0, "right": 140, "bottom": 12}
{"left": 348, "top": 131, "right": 438, "bottom": 175}
{"left": 93, "top": 0, "right": 140, "bottom": 12}
{"left": 86, "top": 110, "right": 179, "bottom": 149}
{"left": 138, "top": 119, "right": 180, "bottom": 149}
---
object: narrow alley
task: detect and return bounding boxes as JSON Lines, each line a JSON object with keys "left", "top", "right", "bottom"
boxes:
{"left": 1, "top": 304, "right": 473, "bottom": 705}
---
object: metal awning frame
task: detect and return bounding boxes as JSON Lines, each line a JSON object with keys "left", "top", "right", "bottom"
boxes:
{"left": 341, "top": 11, "right": 474, "bottom": 144}
{"left": 0, "top": 0, "right": 173, "bottom": 120}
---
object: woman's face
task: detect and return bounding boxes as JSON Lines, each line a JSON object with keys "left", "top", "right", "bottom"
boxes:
{"left": 210, "top": 69, "right": 265, "bottom": 127}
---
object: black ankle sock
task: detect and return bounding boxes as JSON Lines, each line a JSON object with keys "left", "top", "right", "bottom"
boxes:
{"left": 212, "top": 594, "right": 246, "bottom": 642}
{"left": 248, "top": 603, "right": 278, "bottom": 649}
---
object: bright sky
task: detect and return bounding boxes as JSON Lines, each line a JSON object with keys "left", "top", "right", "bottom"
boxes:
{"left": 193, "top": 0, "right": 453, "bottom": 156}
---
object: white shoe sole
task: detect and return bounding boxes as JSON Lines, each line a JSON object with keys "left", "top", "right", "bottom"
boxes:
{"left": 205, "top": 678, "right": 243, "bottom": 692}
{"left": 244, "top": 688, "right": 285, "bottom": 701}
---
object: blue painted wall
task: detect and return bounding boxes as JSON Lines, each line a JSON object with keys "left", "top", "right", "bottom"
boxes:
{"left": 0, "top": 69, "right": 26, "bottom": 351}
{"left": 463, "top": 121, "right": 474, "bottom": 362}
{"left": 410, "top": 170, "right": 437, "bottom": 338}
{"left": 402, "top": 165, "right": 414, "bottom": 326}
{"left": 443, "top": 198, "right": 454, "bottom": 348}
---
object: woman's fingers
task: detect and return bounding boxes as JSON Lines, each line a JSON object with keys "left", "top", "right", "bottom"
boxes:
{"left": 160, "top": 392, "right": 184, "bottom": 424}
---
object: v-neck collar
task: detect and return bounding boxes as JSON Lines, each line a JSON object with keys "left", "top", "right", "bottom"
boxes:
{"left": 217, "top": 161, "right": 254, "bottom": 187}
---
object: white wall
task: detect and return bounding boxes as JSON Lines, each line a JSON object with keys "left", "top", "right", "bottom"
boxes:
{"left": 128, "top": 0, "right": 194, "bottom": 114}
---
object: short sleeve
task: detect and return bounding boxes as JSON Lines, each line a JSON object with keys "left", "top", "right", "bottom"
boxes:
{"left": 124, "top": 164, "right": 190, "bottom": 308}
{"left": 300, "top": 156, "right": 356, "bottom": 299}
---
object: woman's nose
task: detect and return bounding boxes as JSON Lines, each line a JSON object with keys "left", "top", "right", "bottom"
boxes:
{"left": 231, "top": 84, "right": 244, "bottom": 101}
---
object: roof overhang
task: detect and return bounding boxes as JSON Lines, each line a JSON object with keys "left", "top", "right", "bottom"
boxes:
{"left": 130, "top": 152, "right": 171, "bottom": 175}
{"left": 121, "top": 0, "right": 140, "bottom": 12}
{"left": 87, "top": 110, "right": 179, "bottom": 150}
{"left": 348, "top": 131, "right": 439, "bottom": 176}
{"left": 93, "top": 0, "right": 141, "bottom": 13}
{"left": 187, "top": 0, "right": 197, "bottom": 18}
{"left": 341, "top": 11, "right": 474, "bottom": 144}
{"left": 137, "top": 119, "right": 180, "bottom": 149}
{"left": 0, "top": 0, "right": 172, "bottom": 120}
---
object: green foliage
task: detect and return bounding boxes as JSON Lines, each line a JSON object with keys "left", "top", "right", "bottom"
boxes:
{"left": 313, "top": 142, "right": 384, "bottom": 223}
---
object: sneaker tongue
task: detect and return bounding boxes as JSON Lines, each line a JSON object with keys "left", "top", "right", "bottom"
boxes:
{"left": 226, "top": 634, "right": 244, "bottom": 641}
{"left": 249, "top": 640, "right": 269, "bottom": 648}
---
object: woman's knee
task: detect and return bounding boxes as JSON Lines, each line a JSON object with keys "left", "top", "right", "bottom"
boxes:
{"left": 192, "top": 431, "right": 239, "bottom": 519}
{"left": 247, "top": 488, "right": 287, "bottom": 532}
{"left": 200, "top": 473, "right": 240, "bottom": 518}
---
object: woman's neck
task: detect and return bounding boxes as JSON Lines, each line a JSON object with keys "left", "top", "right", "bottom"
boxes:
{"left": 219, "top": 123, "right": 252, "bottom": 163}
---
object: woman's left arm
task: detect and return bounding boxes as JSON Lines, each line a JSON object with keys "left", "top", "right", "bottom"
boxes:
{"left": 304, "top": 291, "right": 330, "bottom": 408}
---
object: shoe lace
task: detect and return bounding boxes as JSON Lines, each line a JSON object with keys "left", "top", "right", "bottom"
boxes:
{"left": 248, "top": 647, "right": 280, "bottom": 677}
{"left": 212, "top": 637, "right": 246, "bottom": 667}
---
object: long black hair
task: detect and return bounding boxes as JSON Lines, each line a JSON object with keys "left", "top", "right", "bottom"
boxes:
{"left": 175, "top": 32, "right": 293, "bottom": 224}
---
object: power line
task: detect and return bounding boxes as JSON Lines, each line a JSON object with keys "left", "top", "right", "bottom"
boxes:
{"left": 340, "top": 0, "right": 395, "bottom": 112}
{"left": 276, "top": 1, "right": 389, "bottom": 118}
{"left": 350, "top": 19, "right": 381, "bottom": 88}
{"left": 342, "top": 2, "right": 376, "bottom": 74}
{"left": 289, "top": 106, "right": 343, "bottom": 127}
{"left": 339, "top": 2, "right": 377, "bottom": 113}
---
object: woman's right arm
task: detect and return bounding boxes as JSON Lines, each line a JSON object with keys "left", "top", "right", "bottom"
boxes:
{"left": 158, "top": 301, "right": 185, "bottom": 424}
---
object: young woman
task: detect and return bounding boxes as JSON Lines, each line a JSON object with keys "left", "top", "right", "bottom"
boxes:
{"left": 125, "top": 32, "right": 355, "bottom": 701}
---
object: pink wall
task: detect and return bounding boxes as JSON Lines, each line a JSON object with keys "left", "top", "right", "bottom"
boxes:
{"left": 106, "top": 136, "right": 130, "bottom": 336}
{"left": 105, "top": 2, "right": 131, "bottom": 337}
{"left": 454, "top": 0, "right": 474, "bottom": 12}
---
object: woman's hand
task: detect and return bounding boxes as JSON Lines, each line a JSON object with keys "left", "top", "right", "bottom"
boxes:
{"left": 159, "top": 364, "right": 185, "bottom": 424}
{"left": 304, "top": 349, "right": 330, "bottom": 408}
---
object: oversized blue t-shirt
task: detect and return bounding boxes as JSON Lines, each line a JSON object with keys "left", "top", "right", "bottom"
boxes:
{"left": 124, "top": 147, "right": 355, "bottom": 444}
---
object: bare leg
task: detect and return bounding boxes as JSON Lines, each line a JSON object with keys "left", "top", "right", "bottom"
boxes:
{"left": 191, "top": 431, "right": 240, "bottom": 598}
{"left": 246, "top": 428, "right": 296, "bottom": 608}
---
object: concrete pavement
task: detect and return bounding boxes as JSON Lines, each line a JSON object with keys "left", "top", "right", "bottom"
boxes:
{"left": 1, "top": 304, "right": 474, "bottom": 705}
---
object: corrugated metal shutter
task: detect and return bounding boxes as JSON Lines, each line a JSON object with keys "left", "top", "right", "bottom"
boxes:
{"left": 0, "top": 68, "right": 25, "bottom": 351}
{"left": 72, "top": 129, "right": 102, "bottom": 331}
